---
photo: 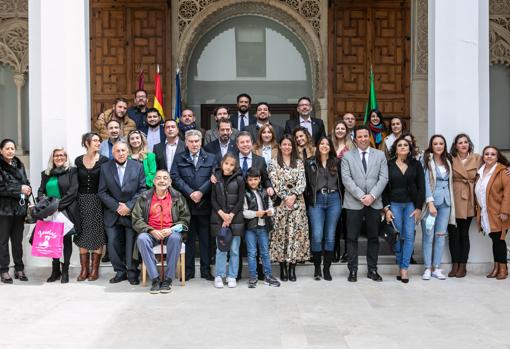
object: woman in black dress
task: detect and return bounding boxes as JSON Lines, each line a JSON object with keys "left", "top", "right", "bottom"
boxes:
{"left": 74, "top": 132, "right": 109, "bottom": 281}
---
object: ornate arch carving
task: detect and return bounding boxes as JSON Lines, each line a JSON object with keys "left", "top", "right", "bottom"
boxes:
{"left": 177, "top": 0, "right": 324, "bottom": 101}
{"left": 490, "top": 0, "right": 510, "bottom": 67}
{"left": 0, "top": 18, "right": 28, "bottom": 73}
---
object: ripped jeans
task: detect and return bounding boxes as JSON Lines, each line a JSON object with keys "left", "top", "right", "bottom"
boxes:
{"left": 421, "top": 202, "right": 450, "bottom": 269}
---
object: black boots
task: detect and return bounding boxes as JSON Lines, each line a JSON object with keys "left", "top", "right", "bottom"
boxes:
{"left": 323, "top": 251, "right": 333, "bottom": 281}
{"left": 61, "top": 263, "right": 69, "bottom": 283}
{"left": 279, "top": 262, "right": 288, "bottom": 281}
{"left": 313, "top": 252, "right": 322, "bottom": 280}
{"left": 47, "top": 260, "right": 61, "bottom": 282}
{"left": 288, "top": 263, "right": 297, "bottom": 282}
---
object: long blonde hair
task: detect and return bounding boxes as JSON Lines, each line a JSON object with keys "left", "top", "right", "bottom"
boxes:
{"left": 127, "top": 130, "right": 148, "bottom": 161}
{"left": 45, "top": 147, "right": 71, "bottom": 175}
{"left": 331, "top": 120, "right": 353, "bottom": 153}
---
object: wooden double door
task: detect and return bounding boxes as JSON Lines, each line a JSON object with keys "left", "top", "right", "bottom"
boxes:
{"left": 328, "top": 0, "right": 411, "bottom": 128}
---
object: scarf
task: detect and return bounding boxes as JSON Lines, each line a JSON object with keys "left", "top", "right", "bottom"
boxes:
{"left": 178, "top": 122, "right": 197, "bottom": 133}
{"left": 369, "top": 123, "right": 384, "bottom": 145}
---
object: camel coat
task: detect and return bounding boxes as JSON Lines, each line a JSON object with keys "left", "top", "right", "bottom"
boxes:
{"left": 475, "top": 163, "right": 510, "bottom": 239}
{"left": 452, "top": 153, "right": 481, "bottom": 219}
{"left": 94, "top": 109, "right": 137, "bottom": 140}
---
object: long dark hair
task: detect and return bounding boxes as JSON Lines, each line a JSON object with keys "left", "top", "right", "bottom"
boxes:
{"left": 423, "top": 134, "right": 451, "bottom": 172}
{"left": 481, "top": 145, "right": 510, "bottom": 167}
{"left": 450, "top": 133, "right": 474, "bottom": 157}
{"left": 277, "top": 134, "right": 299, "bottom": 168}
{"left": 390, "top": 135, "right": 414, "bottom": 162}
{"left": 314, "top": 136, "right": 338, "bottom": 174}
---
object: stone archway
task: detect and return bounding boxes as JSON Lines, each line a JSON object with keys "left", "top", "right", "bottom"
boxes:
{"left": 176, "top": 0, "right": 324, "bottom": 105}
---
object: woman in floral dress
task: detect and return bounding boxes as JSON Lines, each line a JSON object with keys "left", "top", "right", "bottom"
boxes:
{"left": 269, "top": 134, "right": 310, "bottom": 282}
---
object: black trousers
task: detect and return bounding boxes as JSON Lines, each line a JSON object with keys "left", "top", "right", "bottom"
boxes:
{"left": 346, "top": 207, "right": 380, "bottom": 272}
{"left": 0, "top": 215, "right": 25, "bottom": 273}
{"left": 489, "top": 232, "right": 507, "bottom": 264}
{"left": 448, "top": 217, "right": 472, "bottom": 263}
{"left": 334, "top": 210, "right": 348, "bottom": 257}
{"left": 52, "top": 233, "right": 73, "bottom": 266}
{"left": 186, "top": 215, "right": 210, "bottom": 277}
{"left": 105, "top": 224, "right": 139, "bottom": 279}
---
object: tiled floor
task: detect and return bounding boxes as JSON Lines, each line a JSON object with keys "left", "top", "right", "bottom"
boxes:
{"left": 1, "top": 263, "right": 509, "bottom": 349}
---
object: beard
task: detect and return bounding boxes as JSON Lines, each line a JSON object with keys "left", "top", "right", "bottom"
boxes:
{"left": 238, "top": 105, "right": 249, "bottom": 113}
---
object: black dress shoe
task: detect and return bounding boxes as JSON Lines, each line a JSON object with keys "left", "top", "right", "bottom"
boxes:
{"left": 401, "top": 277, "right": 409, "bottom": 284}
{"left": 128, "top": 278, "right": 140, "bottom": 285}
{"left": 340, "top": 252, "right": 348, "bottom": 263}
{"left": 396, "top": 275, "right": 402, "bottom": 281}
{"left": 185, "top": 273, "right": 194, "bottom": 281}
{"left": 201, "top": 274, "right": 214, "bottom": 281}
{"left": 347, "top": 271, "right": 357, "bottom": 282}
{"left": 367, "top": 271, "right": 383, "bottom": 282}
{"left": 14, "top": 271, "right": 28, "bottom": 281}
{"left": 1, "top": 272, "right": 13, "bottom": 284}
{"left": 101, "top": 250, "right": 110, "bottom": 263}
{"left": 109, "top": 273, "right": 127, "bottom": 283}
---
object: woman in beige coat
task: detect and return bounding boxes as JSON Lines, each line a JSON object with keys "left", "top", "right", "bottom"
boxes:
{"left": 474, "top": 146, "right": 510, "bottom": 280}
{"left": 449, "top": 134, "right": 481, "bottom": 277}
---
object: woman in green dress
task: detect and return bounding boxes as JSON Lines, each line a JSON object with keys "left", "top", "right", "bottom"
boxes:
{"left": 127, "top": 130, "right": 156, "bottom": 188}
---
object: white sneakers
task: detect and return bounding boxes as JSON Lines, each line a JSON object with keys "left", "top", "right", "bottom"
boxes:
{"left": 214, "top": 276, "right": 237, "bottom": 288}
{"left": 431, "top": 269, "right": 446, "bottom": 280}
{"left": 214, "top": 276, "right": 224, "bottom": 288}
{"left": 422, "top": 268, "right": 446, "bottom": 280}
{"left": 226, "top": 277, "right": 237, "bottom": 288}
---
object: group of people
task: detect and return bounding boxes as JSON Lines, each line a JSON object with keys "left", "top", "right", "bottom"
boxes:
{"left": 0, "top": 90, "right": 509, "bottom": 294}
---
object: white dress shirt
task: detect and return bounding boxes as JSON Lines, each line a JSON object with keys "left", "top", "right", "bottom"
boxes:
{"left": 239, "top": 152, "right": 253, "bottom": 169}
{"left": 475, "top": 164, "right": 496, "bottom": 235}
{"left": 165, "top": 138, "right": 179, "bottom": 171}
{"left": 299, "top": 115, "right": 313, "bottom": 136}
{"left": 116, "top": 161, "right": 127, "bottom": 186}
{"left": 147, "top": 126, "right": 161, "bottom": 152}
{"left": 220, "top": 140, "right": 231, "bottom": 157}
{"left": 358, "top": 146, "right": 371, "bottom": 163}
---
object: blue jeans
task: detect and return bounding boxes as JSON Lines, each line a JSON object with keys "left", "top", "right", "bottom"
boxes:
{"left": 215, "top": 236, "right": 240, "bottom": 278}
{"left": 245, "top": 228, "right": 272, "bottom": 279}
{"left": 308, "top": 192, "right": 342, "bottom": 252}
{"left": 391, "top": 202, "right": 415, "bottom": 270}
{"left": 421, "top": 202, "right": 450, "bottom": 269}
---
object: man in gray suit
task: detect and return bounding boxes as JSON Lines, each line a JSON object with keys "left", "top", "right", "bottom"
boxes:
{"left": 98, "top": 140, "right": 146, "bottom": 284}
{"left": 341, "top": 125, "right": 388, "bottom": 282}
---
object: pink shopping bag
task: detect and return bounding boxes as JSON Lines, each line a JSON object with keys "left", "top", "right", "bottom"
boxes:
{"left": 31, "top": 220, "right": 64, "bottom": 258}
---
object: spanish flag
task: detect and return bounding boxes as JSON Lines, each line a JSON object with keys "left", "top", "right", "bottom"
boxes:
{"left": 153, "top": 65, "right": 164, "bottom": 118}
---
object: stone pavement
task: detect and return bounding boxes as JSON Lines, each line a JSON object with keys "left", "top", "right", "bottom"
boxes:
{"left": 1, "top": 262, "right": 510, "bottom": 349}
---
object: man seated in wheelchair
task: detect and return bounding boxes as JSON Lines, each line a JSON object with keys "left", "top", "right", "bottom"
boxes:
{"left": 132, "top": 169, "right": 190, "bottom": 293}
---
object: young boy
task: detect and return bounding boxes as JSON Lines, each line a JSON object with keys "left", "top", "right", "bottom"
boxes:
{"left": 243, "top": 168, "right": 280, "bottom": 288}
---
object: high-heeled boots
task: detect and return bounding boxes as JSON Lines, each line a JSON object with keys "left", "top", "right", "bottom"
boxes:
{"left": 279, "top": 262, "right": 288, "bottom": 282}
{"left": 288, "top": 263, "right": 297, "bottom": 282}
{"left": 77, "top": 253, "right": 90, "bottom": 281}
{"left": 88, "top": 253, "right": 102, "bottom": 281}
{"left": 486, "top": 263, "right": 498, "bottom": 278}
{"left": 313, "top": 252, "right": 322, "bottom": 280}
{"left": 61, "top": 262, "right": 69, "bottom": 283}
{"left": 323, "top": 251, "right": 333, "bottom": 281}
{"left": 47, "top": 260, "right": 61, "bottom": 282}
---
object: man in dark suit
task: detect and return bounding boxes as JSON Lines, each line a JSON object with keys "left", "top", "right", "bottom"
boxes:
{"left": 204, "top": 118, "right": 237, "bottom": 163}
{"left": 235, "top": 131, "right": 274, "bottom": 280}
{"left": 171, "top": 129, "right": 217, "bottom": 281}
{"left": 230, "top": 93, "right": 256, "bottom": 131}
{"left": 139, "top": 108, "right": 165, "bottom": 152}
{"left": 244, "top": 102, "right": 284, "bottom": 143}
{"left": 153, "top": 119, "right": 186, "bottom": 172}
{"left": 98, "top": 140, "right": 146, "bottom": 284}
{"left": 341, "top": 125, "right": 388, "bottom": 283}
{"left": 284, "top": 96, "right": 326, "bottom": 143}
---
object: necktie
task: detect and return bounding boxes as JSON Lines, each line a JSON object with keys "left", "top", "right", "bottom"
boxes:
{"left": 240, "top": 115, "right": 246, "bottom": 131}
{"left": 242, "top": 156, "right": 248, "bottom": 176}
{"left": 193, "top": 154, "right": 198, "bottom": 167}
{"left": 362, "top": 151, "right": 367, "bottom": 173}
{"left": 118, "top": 165, "right": 124, "bottom": 186}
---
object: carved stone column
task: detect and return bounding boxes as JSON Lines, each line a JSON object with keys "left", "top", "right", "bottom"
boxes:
{"left": 12, "top": 72, "right": 25, "bottom": 153}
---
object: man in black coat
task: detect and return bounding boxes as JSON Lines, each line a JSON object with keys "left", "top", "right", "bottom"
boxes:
{"left": 139, "top": 108, "right": 165, "bottom": 152}
{"left": 170, "top": 129, "right": 217, "bottom": 281}
{"left": 204, "top": 118, "right": 237, "bottom": 163}
{"left": 244, "top": 102, "right": 284, "bottom": 143}
{"left": 230, "top": 93, "right": 256, "bottom": 131}
{"left": 98, "top": 141, "right": 146, "bottom": 284}
{"left": 284, "top": 96, "right": 326, "bottom": 143}
{"left": 153, "top": 119, "right": 186, "bottom": 172}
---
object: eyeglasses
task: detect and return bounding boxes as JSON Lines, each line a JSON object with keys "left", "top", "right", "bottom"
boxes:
{"left": 53, "top": 154, "right": 66, "bottom": 158}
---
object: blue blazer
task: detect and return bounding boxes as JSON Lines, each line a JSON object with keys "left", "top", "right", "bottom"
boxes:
{"left": 97, "top": 159, "right": 146, "bottom": 227}
{"left": 203, "top": 140, "right": 238, "bottom": 163}
{"left": 170, "top": 150, "right": 217, "bottom": 215}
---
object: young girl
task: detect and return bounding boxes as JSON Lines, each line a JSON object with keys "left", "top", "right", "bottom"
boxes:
{"left": 210, "top": 153, "right": 245, "bottom": 288}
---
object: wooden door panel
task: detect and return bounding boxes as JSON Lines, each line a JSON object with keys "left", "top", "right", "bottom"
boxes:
{"left": 89, "top": 1, "right": 170, "bottom": 121}
{"left": 329, "top": 0, "right": 410, "bottom": 127}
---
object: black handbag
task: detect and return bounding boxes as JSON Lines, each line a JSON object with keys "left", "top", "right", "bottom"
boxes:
{"left": 30, "top": 196, "right": 60, "bottom": 221}
{"left": 379, "top": 219, "right": 400, "bottom": 251}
